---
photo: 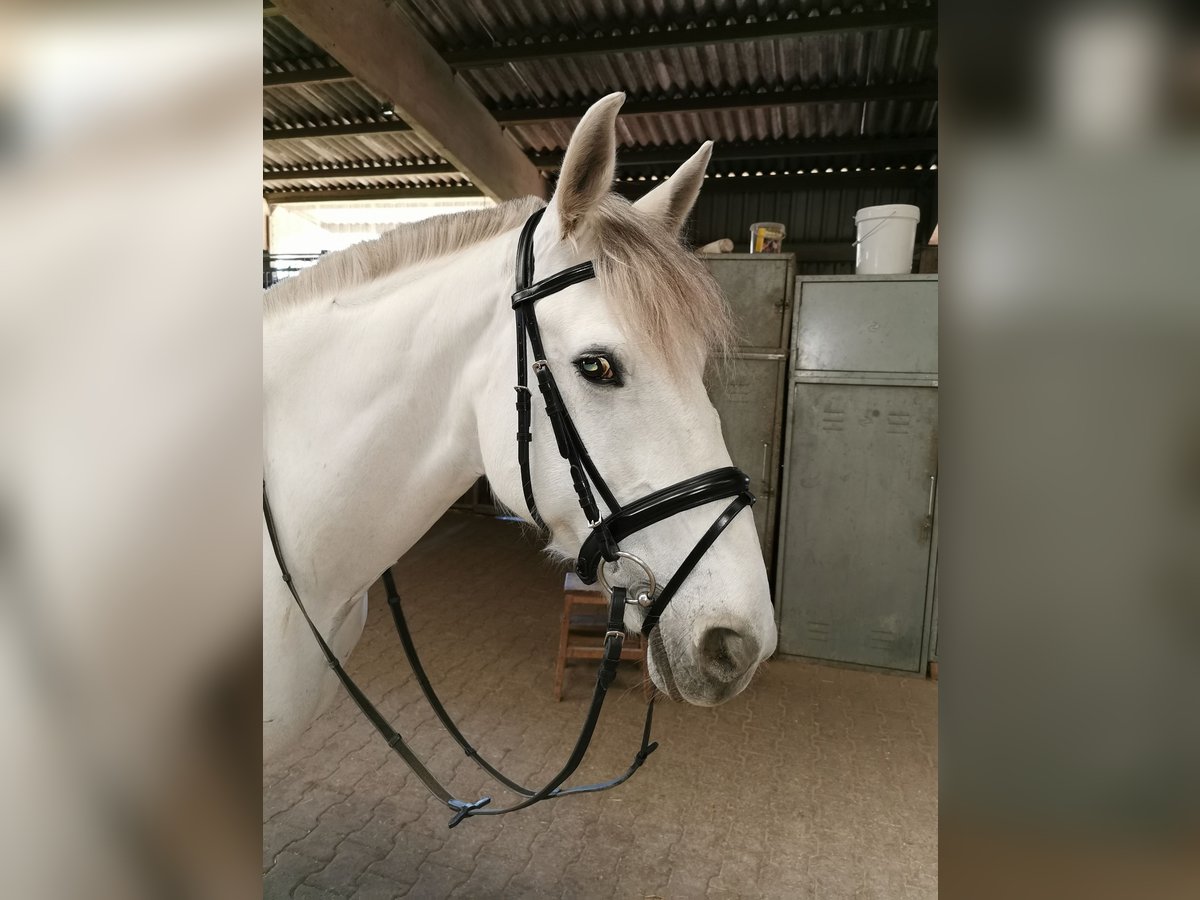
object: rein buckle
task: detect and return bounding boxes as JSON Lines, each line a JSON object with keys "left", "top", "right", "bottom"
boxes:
{"left": 447, "top": 796, "right": 492, "bottom": 829}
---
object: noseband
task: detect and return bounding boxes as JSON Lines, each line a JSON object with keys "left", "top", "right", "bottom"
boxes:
{"left": 264, "top": 206, "right": 754, "bottom": 828}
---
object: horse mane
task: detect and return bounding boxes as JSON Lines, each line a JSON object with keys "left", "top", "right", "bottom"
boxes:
{"left": 264, "top": 191, "right": 733, "bottom": 371}
{"left": 264, "top": 195, "right": 543, "bottom": 317}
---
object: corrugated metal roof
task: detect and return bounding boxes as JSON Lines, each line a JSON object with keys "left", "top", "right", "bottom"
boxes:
{"left": 262, "top": 0, "right": 937, "bottom": 238}
{"left": 264, "top": 131, "right": 446, "bottom": 169}
{"left": 264, "top": 173, "right": 472, "bottom": 191}
{"left": 504, "top": 95, "right": 935, "bottom": 155}
{"left": 264, "top": 81, "right": 392, "bottom": 129}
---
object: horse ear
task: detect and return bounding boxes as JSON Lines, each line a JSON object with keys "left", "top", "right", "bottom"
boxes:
{"left": 633, "top": 141, "right": 712, "bottom": 235}
{"left": 550, "top": 92, "right": 625, "bottom": 238}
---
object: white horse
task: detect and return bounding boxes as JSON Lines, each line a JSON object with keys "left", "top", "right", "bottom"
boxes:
{"left": 263, "top": 93, "right": 777, "bottom": 760}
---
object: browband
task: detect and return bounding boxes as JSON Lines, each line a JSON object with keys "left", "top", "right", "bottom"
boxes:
{"left": 512, "top": 261, "right": 596, "bottom": 307}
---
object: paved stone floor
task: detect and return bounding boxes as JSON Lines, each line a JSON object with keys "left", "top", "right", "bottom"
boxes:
{"left": 264, "top": 512, "right": 937, "bottom": 899}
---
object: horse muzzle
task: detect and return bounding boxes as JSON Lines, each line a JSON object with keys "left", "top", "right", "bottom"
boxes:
{"left": 647, "top": 619, "right": 764, "bottom": 705}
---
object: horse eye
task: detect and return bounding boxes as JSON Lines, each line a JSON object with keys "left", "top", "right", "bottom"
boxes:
{"left": 576, "top": 355, "right": 616, "bottom": 383}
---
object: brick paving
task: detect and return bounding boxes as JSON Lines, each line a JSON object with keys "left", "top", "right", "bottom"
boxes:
{"left": 264, "top": 512, "right": 937, "bottom": 899}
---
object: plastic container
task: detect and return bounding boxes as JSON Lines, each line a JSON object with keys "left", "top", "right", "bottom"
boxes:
{"left": 749, "top": 222, "right": 786, "bottom": 253}
{"left": 853, "top": 204, "right": 920, "bottom": 274}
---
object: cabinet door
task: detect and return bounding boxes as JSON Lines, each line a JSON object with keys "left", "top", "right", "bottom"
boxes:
{"left": 795, "top": 279, "right": 938, "bottom": 375}
{"left": 707, "top": 356, "right": 785, "bottom": 572}
{"left": 779, "top": 383, "right": 937, "bottom": 670}
{"left": 703, "top": 255, "right": 792, "bottom": 349}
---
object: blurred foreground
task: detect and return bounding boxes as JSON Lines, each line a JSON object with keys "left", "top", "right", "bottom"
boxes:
{"left": 0, "top": 3, "right": 262, "bottom": 898}
{"left": 942, "top": 2, "right": 1200, "bottom": 897}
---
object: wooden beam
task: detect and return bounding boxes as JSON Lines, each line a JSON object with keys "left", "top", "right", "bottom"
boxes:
{"left": 444, "top": 6, "right": 939, "bottom": 67}
{"left": 530, "top": 136, "right": 940, "bottom": 170}
{"left": 264, "top": 184, "right": 484, "bottom": 204}
{"left": 263, "top": 120, "right": 412, "bottom": 141}
{"left": 495, "top": 82, "right": 939, "bottom": 125}
{"left": 272, "top": 0, "right": 546, "bottom": 201}
{"left": 263, "top": 162, "right": 459, "bottom": 181}
{"left": 263, "top": 64, "right": 353, "bottom": 88}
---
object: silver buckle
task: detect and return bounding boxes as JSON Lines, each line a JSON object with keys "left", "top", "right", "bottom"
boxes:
{"left": 605, "top": 630, "right": 625, "bottom": 641}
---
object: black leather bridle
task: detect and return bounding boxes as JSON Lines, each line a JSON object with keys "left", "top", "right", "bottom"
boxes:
{"left": 264, "top": 206, "right": 755, "bottom": 827}
{"left": 512, "top": 207, "right": 756, "bottom": 638}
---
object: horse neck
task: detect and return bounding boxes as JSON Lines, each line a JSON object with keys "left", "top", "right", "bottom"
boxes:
{"left": 263, "top": 234, "right": 514, "bottom": 601}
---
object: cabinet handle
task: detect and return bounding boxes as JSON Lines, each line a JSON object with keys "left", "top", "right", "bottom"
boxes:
{"left": 761, "top": 442, "right": 770, "bottom": 484}
{"left": 927, "top": 475, "right": 937, "bottom": 517}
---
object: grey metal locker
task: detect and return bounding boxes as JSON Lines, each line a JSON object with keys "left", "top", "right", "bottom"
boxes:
{"left": 704, "top": 252, "right": 794, "bottom": 349}
{"left": 700, "top": 253, "right": 795, "bottom": 578}
{"left": 776, "top": 276, "right": 938, "bottom": 672}
{"left": 707, "top": 352, "right": 787, "bottom": 568}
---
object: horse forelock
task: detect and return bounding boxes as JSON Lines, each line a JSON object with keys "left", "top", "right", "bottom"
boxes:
{"left": 587, "top": 194, "right": 734, "bottom": 375}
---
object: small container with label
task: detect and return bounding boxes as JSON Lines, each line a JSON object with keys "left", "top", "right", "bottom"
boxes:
{"left": 750, "top": 222, "right": 786, "bottom": 253}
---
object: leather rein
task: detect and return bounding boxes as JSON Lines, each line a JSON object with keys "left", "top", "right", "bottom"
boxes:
{"left": 264, "top": 206, "right": 754, "bottom": 827}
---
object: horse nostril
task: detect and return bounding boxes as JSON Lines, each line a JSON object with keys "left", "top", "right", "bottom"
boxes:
{"left": 697, "top": 627, "right": 759, "bottom": 684}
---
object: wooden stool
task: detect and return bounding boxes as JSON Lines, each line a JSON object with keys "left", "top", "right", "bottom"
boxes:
{"left": 555, "top": 573, "right": 649, "bottom": 701}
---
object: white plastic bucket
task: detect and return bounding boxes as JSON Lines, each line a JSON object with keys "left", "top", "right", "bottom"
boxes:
{"left": 853, "top": 204, "right": 920, "bottom": 274}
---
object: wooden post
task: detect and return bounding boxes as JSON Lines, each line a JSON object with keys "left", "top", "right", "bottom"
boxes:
{"left": 273, "top": 0, "right": 547, "bottom": 202}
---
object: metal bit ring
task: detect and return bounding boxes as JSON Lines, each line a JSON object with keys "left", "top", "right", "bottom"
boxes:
{"left": 597, "top": 551, "right": 657, "bottom": 602}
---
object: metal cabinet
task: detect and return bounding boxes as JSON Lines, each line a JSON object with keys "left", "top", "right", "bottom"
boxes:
{"left": 776, "top": 276, "right": 938, "bottom": 672}
{"left": 704, "top": 252, "right": 795, "bottom": 349}
{"left": 700, "top": 253, "right": 795, "bottom": 579}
